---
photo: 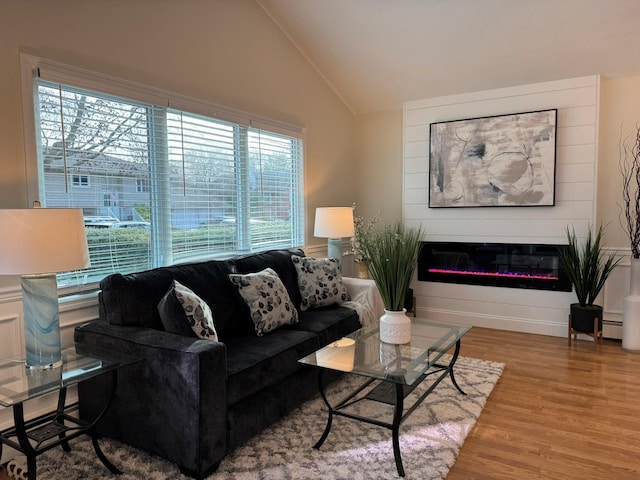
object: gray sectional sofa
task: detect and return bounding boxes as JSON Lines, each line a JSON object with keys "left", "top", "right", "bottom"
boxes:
{"left": 74, "top": 248, "right": 361, "bottom": 479}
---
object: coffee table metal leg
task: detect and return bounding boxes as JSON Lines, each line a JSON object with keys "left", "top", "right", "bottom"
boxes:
{"left": 313, "top": 369, "right": 333, "bottom": 449}
{"left": 448, "top": 340, "right": 466, "bottom": 395}
{"left": 392, "top": 384, "right": 405, "bottom": 477}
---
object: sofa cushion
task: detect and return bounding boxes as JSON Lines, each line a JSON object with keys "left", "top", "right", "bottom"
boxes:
{"left": 99, "top": 259, "right": 250, "bottom": 338}
{"left": 224, "top": 329, "right": 319, "bottom": 405}
{"left": 158, "top": 280, "right": 219, "bottom": 341}
{"left": 291, "top": 256, "right": 349, "bottom": 311}
{"left": 287, "top": 306, "right": 361, "bottom": 345}
{"left": 228, "top": 268, "right": 299, "bottom": 336}
{"left": 232, "top": 249, "right": 304, "bottom": 308}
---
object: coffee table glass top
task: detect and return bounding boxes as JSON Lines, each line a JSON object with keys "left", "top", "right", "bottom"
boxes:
{"left": 300, "top": 318, "right": 471, "bottom": 385}
{"left": 0, "top": 348, "right": 138, "bottom": 407}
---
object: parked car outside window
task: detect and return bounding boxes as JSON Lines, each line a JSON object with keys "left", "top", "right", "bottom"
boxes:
{"left": 109, "top": 221, "right": 151, "bottom": 230}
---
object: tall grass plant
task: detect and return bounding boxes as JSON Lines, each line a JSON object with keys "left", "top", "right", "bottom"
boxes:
{"left": 559, "top": 225, "right": 621, "bottom": 307}
{"left": 357, "top": 221, "right": 423, "bottom": 311}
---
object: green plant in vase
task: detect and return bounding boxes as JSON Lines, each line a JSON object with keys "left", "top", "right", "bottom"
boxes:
{"left": 357, "top": 221, "right": 423, "bottom": 343}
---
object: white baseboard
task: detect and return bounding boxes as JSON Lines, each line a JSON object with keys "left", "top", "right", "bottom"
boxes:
{"left": 603, "top": 320, "right": 623, "bottom": 340}
{"left": 416, "top": 306, "right": 568, "bottom": 337}
{"left": 415, "top": 306, "right": 623, "bottom": 342}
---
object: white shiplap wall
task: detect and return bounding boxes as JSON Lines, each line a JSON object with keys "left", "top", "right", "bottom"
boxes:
{"left": 403, "top": 76, "right": 600, "bottom": 337}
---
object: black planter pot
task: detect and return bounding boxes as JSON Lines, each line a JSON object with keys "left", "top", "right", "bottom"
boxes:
{"left": 570, "top": 303, "right": 603, "bottom": 333}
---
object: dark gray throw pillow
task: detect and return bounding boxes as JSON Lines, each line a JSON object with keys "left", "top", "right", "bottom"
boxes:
{"left": 158, "top": 280, "right": 219, "bottom": 341}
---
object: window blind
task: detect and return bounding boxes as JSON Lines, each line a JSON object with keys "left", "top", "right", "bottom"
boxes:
{"left": 28, "top": 60, "right": 304, "bottom": 290}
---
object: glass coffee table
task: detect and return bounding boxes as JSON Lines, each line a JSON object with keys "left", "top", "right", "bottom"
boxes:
{"left": 0, "top": 347, "right": 139, "bottom": 480}
{"left": 299, "top": 318, "right": 471, "bottom": 477}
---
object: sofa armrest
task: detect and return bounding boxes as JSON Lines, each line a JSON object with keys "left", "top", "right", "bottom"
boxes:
{"left": 74, "top": 321, "right": 227, "bottom": 478}
{"left": 75, "top": 319, "right": 224, "bottom": 356}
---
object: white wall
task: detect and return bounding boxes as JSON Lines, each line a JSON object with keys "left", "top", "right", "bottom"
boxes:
{"left": 0, "top": 0, "right": 357, "bottom": 351}
{"left": 403, "top": 76, "right": 603, "bottom": 337}
{"left": 592, "top": 76, "right": 640, "bottom": 334}
{"left": 354, "top": 110, "right": 403, "bottom": 224}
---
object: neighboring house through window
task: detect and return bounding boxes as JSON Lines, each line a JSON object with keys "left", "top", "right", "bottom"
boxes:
{"left": 21, "top": 54, "right": 305, "bottom": 290}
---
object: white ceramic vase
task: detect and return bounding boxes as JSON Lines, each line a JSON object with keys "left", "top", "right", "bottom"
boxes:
{"left": 623, "top": 257, "right": 640, "bottom": 351}
{"left": 379, "top": 309, "right": 411, "bottom": 344}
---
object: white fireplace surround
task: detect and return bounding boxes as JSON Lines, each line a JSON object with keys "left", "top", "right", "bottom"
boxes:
{"left": 403, "top": 75, "right": 626, "bottom": 339}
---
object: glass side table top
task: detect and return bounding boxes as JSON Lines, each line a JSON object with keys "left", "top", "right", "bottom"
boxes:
{"left": 0, "top": 347, "right": 138, "bottom": 407}
{"left": 300, "top": 318, "right": 471, "bottom": 385}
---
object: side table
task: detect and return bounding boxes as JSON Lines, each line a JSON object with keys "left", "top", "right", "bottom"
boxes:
{"left": 0, "top": 347, "right": 139, "bottom": 480}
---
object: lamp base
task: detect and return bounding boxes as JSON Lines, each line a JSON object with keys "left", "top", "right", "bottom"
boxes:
{"left": 21, "top": 274, "right": 62, "bottom": 369}
{"left": 327, "top": 238, "right": 344, "bottom": 270}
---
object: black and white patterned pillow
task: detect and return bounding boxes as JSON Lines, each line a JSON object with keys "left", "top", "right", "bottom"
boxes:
{"left": 228, "top": 268, "right": 299, "bottom": 336}
{"left": 291, "top": 256, "right": 350, "bottom": 311}
{"left": 158, "top": 280, "right": 219, "bottom": 341}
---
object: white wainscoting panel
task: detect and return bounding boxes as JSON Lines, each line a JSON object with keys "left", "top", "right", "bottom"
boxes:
{"left": 404, "top": 76, "right": 602, "bottom": 338}
{"left": 0, "top": 314, "right": 22, "bottom": 359}
{"left": 601, "top": 247, "right": 631, "bottom": 339}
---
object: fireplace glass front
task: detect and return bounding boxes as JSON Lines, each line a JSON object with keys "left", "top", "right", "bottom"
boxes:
{"left": 418, "top": 241, "right": 571, "bottom": 292}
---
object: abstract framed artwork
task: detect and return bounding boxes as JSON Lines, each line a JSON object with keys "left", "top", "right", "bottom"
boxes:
{"left": 429, "top": 109, "right": 557, "bottom": 208}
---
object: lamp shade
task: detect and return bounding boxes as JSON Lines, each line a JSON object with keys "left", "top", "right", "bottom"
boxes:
{"left": 314, "top": 207, "right": 355, "bottom": 239}
{"left": 0, "top": 208, "right": 90, "bottom": 275}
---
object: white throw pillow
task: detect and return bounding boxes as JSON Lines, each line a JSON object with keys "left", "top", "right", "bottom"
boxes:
{"left": 291, "top": 256, "right": 350, "bottom": 311}
{"left": 228, "top": 268, "right": 299, "bottom": 336}
{"left": 172, "top": 280, "right": 219, "bottom": 341}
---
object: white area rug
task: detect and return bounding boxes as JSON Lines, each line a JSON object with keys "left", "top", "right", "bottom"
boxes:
{"left": 21, "top": 355, "right": 503, "bottom": 480}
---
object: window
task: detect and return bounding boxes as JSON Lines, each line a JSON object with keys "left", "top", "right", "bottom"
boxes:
{"left": 136, "top": 179, "right": 150, "bottom": 193}
{"left": 71, "top": 174, "right": 90, "bottom": 188}
{"left": 23, "top": 55, "right": 305, "bottom": 290}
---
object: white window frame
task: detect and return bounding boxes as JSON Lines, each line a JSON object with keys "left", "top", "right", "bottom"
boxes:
{"left": 135, "top": 178, "right": 150, "bottom": 193}
{"left": 71, "top": 174, "right": 90, "bottom": 188}
{"left": 20, "top": 54, "right": 306, "bottom": 293}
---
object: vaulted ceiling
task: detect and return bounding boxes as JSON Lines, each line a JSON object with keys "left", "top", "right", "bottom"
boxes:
{"left": 258, "top": 0, "right": 640, "bottom": 114}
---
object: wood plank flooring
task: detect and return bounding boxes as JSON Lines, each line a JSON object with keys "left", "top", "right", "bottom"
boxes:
{"left": 447, "top": 327, "right": 640, "bottom": 480}
{"left": 1, "top": 327, "right": 638, "bottom": 479}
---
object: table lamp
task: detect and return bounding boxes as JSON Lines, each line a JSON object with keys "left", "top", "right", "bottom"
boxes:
{"left": 314, "top": 206, "right": 355, "bottom": 268}
{"left": 0, "top": 207, "right": 90, "bottom": 369}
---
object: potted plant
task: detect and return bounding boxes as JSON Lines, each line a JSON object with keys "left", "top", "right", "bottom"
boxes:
{"left": 356, "top": 220, "right": 423, "bottom": 343}
{"left": 559, "top": 225, "right": 621, "bottom": 333}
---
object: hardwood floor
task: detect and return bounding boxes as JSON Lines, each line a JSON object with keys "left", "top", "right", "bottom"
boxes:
{"left": 1, "top": 328, "right": 637, "bottom": 480}
{"left": 447, "top": 327, "right": 640, "bottom": 479}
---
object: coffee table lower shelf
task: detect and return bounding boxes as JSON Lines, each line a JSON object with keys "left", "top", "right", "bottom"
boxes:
{"left": 313, "top": 339, "right": 466, "bottom": 477}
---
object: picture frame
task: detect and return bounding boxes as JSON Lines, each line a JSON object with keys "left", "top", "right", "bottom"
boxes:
{"left": 429, "top": 109, "right": 557, "bottom": 208}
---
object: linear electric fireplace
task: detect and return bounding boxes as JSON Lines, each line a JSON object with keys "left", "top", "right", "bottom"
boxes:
{"left": 418, "top": 241, "right": 572, "bottom": 292}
